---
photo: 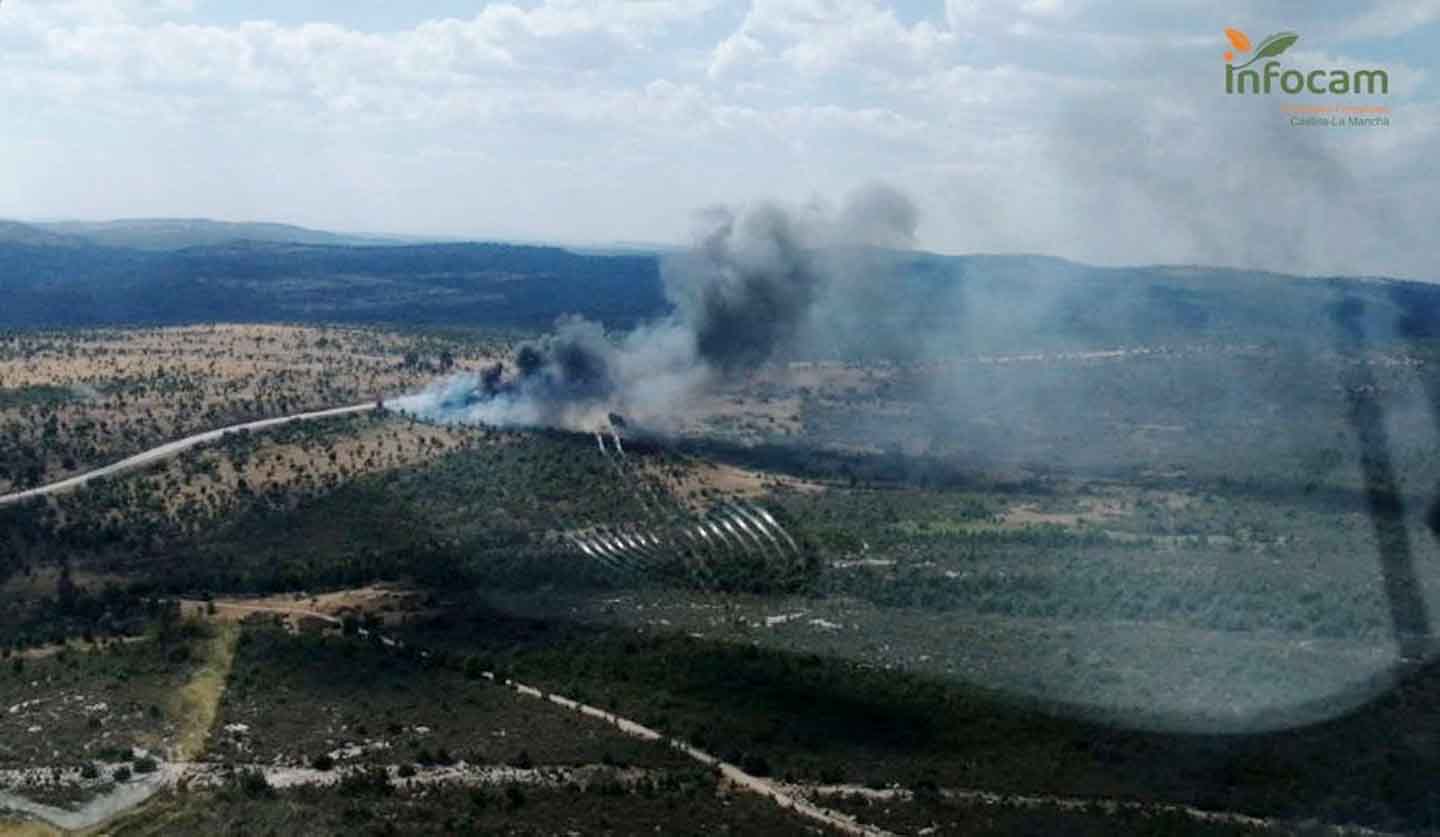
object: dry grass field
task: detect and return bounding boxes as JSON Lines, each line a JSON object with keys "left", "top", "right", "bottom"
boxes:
{"left": 661, "top": 461, "right": 826, "bottom": 512}
{"left": 66, "top": 412, "right": 481, "bottom": 537}
{"left": 0, "top": 325, "right": 502, "bottom": 494}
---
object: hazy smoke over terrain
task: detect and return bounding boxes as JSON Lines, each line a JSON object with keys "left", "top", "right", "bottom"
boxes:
{"left": 394, "top": 184, "right": 918, "bottom": 430}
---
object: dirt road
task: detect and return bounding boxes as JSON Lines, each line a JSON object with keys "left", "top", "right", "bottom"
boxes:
{"left": 2, "top": 592, "right": 1399, "bottom": 835}
{"left": 0, "top": 403, "right": 377, "bottom": 508}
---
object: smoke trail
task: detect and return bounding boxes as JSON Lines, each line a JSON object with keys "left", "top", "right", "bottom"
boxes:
{"left": 393, "top": 184, "right": 918, "bottom": 432}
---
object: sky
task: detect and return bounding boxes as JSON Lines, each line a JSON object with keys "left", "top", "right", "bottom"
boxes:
{"left": 1, "top": 1, "right": 1436, "bottom": 279}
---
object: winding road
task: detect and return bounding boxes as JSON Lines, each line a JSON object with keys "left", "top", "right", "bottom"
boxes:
{"left": 0, "top": 403, "right": 378, "bottom": 508}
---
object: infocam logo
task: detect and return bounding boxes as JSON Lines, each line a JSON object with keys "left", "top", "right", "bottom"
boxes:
{"left": 1223, "top": 28, "right": 1388, "bottom": 95}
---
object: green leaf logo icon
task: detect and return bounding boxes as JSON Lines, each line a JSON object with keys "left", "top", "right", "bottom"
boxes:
{"left": 1233, "top": 32, "right": 1299, "bottom": 68}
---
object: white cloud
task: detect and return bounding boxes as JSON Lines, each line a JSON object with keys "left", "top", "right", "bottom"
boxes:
{"left": 709, "top": 29, "right": 764, "bottom": 78}
{"left": 0, "top": 0, "right": 1433, "bottom": 277}
{"left": 1334, "top": 0, "right": 1440, "bottom": 39}
{"left": 708, "top": 0, "right": 952, "bottom": 79}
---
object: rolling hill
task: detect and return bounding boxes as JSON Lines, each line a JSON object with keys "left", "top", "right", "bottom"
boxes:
{"left": 31, "top": 218, "right": 412, "bottom": 250}
{"left": 0, "top": 219, "right": 1435, "bottom": 349}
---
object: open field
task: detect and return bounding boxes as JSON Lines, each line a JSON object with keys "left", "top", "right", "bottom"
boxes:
{"left": 205, "top": 626, "right": 694, "bottom": 772}
{"left": 6, "top": 324, "right": 1440, "bottom": 833}
{"left": 0, "top": 616, "right": 230, "bottom": 811}
{"left": 387, "top": 598, "right": 1440, "bottom": 834}
{"left": 0, "top": 324, "right": 506, "bottom": 494}
{"left": 0, "top": 623, "right": 823, "bottom": 835}
{"left": 7, "top": 586, "right": 1383, "bottom": 836}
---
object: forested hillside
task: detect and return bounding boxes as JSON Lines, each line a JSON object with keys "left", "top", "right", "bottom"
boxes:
{"left": 2, "top": 221, "right": 1437, "bottom": 349}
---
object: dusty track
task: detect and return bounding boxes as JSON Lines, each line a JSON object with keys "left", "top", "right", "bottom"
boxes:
{"left": 1, "top": 591, "right": 1403, "bottom": 837}
{"left": 0, "top": 401, "right": 1404, "bottom": 835}
{"left": 0, "top": 404, "right": 377, "bottom": 508}
{"left": 177, "top": 597, "right": 894, "bottom": 837}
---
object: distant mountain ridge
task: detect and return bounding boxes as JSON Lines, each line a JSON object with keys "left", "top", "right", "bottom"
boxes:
{"left": 0, "top": 220, "right": 90, "bottom": 249}
{"left": 0, "top": 235, "right": 666, "bottom": 329}
{"left": 0, "top": 218, "right": 1434, "bottom": 351}
{"left": 26, "top": 218, "right": 411, "bottom": 251}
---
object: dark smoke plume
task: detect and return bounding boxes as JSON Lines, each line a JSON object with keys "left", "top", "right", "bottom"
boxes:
{"left": 394, "top": 183, "right": 918, "bottom": 430}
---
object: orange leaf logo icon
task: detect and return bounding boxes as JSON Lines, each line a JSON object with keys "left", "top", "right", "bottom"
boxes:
{"left": 1225, "top": 28, "right": 1252, "bottom": 52}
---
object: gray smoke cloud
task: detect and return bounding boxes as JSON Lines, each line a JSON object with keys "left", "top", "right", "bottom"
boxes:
{"left": 393, "top": 183, "right": 918, "bottom": 430}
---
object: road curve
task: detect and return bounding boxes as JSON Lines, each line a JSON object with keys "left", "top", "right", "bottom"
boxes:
{"left": 0, "top": 403, "right": 378, "bottom": 508}
{"left": 180, "top": 597, "right": 891, "bottom": 836}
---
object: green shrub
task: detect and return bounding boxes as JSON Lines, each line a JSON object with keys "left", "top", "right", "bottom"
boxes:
{"left": 234, "top": 769, "right": 274, "bottom": 799}
{"left": 338, "top": 766, "right": 393, "bottom": 798}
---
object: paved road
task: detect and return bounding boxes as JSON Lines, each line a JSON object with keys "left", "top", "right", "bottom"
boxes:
{"left": 0, "top": 403, "right": 378, "bottom": 508}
